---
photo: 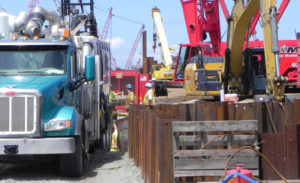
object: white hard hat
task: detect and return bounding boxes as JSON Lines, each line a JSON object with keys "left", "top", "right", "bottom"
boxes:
{"left": 152, "top": 77, "right": 156, "bottom": 81}
{"left": 145, "top": 83, "right": 152, "bottom": 88}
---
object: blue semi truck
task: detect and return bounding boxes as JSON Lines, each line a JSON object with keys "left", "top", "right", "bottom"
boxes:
{"left": 0, "top": 0, "right": 113, "bottom": 177}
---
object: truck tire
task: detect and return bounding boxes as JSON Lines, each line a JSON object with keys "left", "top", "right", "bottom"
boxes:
{"left": 101, "top": 108, "right": 112, "bottom": 152}
{"left": 59, "top": 136, "right": 83, "bottom": 177}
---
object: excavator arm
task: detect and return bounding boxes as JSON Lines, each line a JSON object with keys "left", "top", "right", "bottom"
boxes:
{"left": 224, "top": 0, "right": 286, "bottom": 100}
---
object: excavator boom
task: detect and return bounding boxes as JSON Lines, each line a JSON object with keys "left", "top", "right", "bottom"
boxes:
{"left": 224, "top": 0, "right": 285, "bottom": 100}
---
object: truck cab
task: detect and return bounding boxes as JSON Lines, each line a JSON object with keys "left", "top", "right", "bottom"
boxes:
{"left": 0, "top": 0, "right": 112, "bottom": 177}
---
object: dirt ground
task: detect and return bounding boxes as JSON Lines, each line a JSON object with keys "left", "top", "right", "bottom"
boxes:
{"left": 0, "top": 150, "right": 143, "bottom": 183}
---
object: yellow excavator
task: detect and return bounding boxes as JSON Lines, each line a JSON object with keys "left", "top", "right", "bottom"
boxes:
{"left": 223, "top": 0, "right": 286, "bottom": 101}
{"left": 151, "top": 7, "right": 175, "bottom": 96}
{"left": 185, "top": 0, "right": 286, "bottom": 101}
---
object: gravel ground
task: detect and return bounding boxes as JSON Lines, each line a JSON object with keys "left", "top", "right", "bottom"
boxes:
{"left": 0, "top": 150, "right": 143, "bottom": 183}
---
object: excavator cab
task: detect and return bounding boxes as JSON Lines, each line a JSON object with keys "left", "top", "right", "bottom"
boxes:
{"left": 174, "top": 45, "right": 191, "bottom": 80}
{"left": 183, "top": 44, "right": 223, "bottom": 96}
{"left": 242, "top": 48, "right": 267, "bottom": 95}
{"left": 174, "top": 44, "right": 212, "bottom": 80}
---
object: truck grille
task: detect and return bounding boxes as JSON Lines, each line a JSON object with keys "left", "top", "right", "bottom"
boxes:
{"left": 0, "top": 91, "right": 40, "bottom": 136}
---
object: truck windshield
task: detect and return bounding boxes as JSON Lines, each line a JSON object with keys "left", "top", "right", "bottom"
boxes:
{"left": 0, "top": 45, "right": 68, "bottom": 76}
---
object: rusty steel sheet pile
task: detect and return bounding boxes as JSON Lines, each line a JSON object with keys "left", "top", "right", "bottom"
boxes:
{"left": 128, "top": 100, "right": 300, "bottom": 182}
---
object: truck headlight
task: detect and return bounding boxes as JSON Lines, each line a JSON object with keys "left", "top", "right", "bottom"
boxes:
{"left": 44, "top": 119, "right": 71, "bottom": 131}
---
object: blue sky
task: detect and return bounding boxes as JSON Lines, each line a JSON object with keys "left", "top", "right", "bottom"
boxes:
{"left": 1, "top": 0, "right": 300, "bottom": 68}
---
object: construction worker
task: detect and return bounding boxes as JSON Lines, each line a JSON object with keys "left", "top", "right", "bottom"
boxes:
{"left": 125, "top": 83, "right": 135, "bottom": 111}
{"left": 109, "top": 90, "right": 116, "bottom": 103}
{"left": 150, "top": 77, "right": 156, "bottom": 96}
{"left": 110, "top": 122, "right": 119, "bottom": 152}
{"left": 143, "top": 82, "right": 155, "bottom": 106}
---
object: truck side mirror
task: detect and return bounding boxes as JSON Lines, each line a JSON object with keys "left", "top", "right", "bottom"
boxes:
{"left": 85, "top": 55, "right": 95, "bottom": 81}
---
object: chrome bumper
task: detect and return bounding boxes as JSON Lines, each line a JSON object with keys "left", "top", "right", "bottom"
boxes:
{"left": 0, "top": 138, "right": 75, "bottom": 155}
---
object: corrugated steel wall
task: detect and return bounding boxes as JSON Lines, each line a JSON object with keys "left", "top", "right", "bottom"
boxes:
{"left": 128, "top": 100, "right": 300, "bottom": 182}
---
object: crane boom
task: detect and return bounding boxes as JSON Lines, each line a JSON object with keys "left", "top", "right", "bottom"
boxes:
{"left": 101, "top": 7, "right": 113, "bottom": 41}
{"left": 180, "top": 0, "right": 221, "bottom": 55}
{"left": 125, "top": 24, "right": 145, "bottom": 70}
{"left": 152, "top": 7, "right": 173, "bottom": 69}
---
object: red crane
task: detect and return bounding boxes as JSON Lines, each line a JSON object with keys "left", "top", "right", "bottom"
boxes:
{"left": 125, "top": 24, "right": 145, "bottom": 70}
{"left": 111, "top": 57, "right": 118, "bottom": 70}
{"left": 99, "top": 7, "right": 117, "bottom": 69}
{"left": 100, "top": 7, "right": 113, "bottom": 41}
{"left": 173, "top": 0, "right": 296, "bottom": 84}
{"left": 180, "top": 0, "right": 221, "bottom": 55}
{"left": 28, "top": 0, "right": 40, "bottom": 14}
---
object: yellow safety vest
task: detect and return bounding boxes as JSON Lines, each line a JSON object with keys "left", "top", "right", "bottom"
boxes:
{"left": 109, "top": 91, "right": 115, "bottom": 103}
{"left": 143, "top": 89, "right": 155, "bottom": 105}
{"left": 126, "top": 91, "right": 135, "bottom": 110}
{"left": 110, "top": 130, "right": 119, "bottom": 152}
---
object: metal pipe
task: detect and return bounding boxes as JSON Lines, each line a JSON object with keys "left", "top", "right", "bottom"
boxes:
{"left": 32, "top": 7, "right": 60, "bottom": 26}
{"left": 269, "top": 6, "right": 281, "bottom": 77}
{"left": 14, "top": 11, "right": 29, "bottom": 32}
{"left": 221, "top": 172, "right": 258, "bottom": 183}
{"left": 26, "top": 7, "right": 60, "bottom": 37}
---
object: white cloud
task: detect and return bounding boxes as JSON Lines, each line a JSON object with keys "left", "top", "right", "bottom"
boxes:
{"left": 109, "top": 37, "right": 125, "bottom": 50}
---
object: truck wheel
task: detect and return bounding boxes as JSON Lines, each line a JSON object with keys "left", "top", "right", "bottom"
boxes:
{"left": 59, "top": 136, "right": 83, "bottom": 177}
{"left": 101, "top": 116, "right": 112, "bottom": 152}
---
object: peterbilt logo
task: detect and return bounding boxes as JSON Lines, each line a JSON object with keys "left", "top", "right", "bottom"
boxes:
{"left": 279, "top": 45, "right": 297, "bottom": 54}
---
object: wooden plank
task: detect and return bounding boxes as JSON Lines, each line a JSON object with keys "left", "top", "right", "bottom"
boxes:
{"left": 173, "top": 149, "right": 257, "bottom": 158}
{"left": 174, "top": 134, "right": 256, "bottom": 147}
{"left": 174, "top": 158, "right": 259, "bottom": 170}
{"left": 174, "top": 170, "right": 259, "bottom": 177}
{"left": 172, "top": 120, "right": 258, "bottom": 132}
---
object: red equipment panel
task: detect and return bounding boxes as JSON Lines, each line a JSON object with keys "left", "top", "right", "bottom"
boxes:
{"left": 297, "top": 34, "right": 300, "bottom": 87}
{"left": 111, "top": 70, "right": 149, "bottom": 104}
{"left": 138, "top": 74, "right": 149, "bottom": 104}
{"left": 249, "top": 40, "right": 298, "bottom": 82}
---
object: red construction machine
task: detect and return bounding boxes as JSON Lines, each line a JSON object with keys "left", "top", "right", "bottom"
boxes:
{"left": 155, "top": 0, "right": 297, "bottom": 97}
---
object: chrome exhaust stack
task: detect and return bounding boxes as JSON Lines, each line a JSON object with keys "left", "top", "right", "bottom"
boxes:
{"left": 14, "top": 11, "right": 29, "bottom": 32}
{"left": 25, "top": 7, "right": 60, "bottom": 37}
